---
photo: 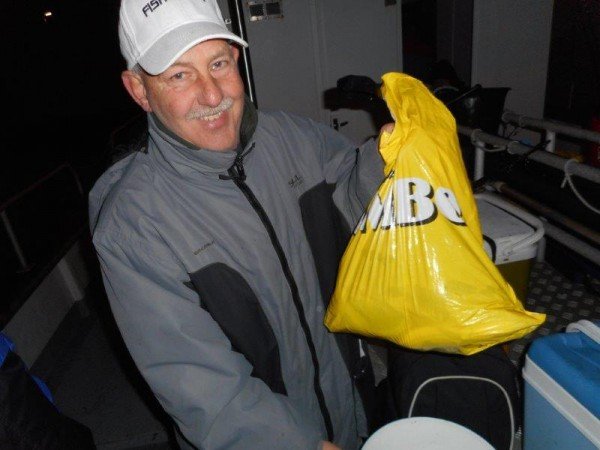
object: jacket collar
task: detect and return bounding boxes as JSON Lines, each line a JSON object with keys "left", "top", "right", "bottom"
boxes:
{"left": 147, "top": 96, "right": 258, "bottom": 178}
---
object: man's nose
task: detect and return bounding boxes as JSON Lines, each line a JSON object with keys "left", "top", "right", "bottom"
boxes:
{"left": 195, "top": 75, "right": 223, "bottom": 107}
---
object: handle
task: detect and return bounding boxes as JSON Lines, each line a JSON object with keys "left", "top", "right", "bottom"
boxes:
{"left": 566, "top": 319, "right": 600, "bottom": 345}
{"left": 475, "top": 192, "right": 545, "bottom": 255}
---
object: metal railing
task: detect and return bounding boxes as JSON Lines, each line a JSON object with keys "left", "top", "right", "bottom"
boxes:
{"left": 458, "top": 112, "right": 600, "bottom": 268}
{"left": 502, "top": 111, "right": 600, "bottom": 153}
{"left": 0, "top": 163, "right": 84, "bottom": 272}
{"left": 460, "top": 125, "right": 600, "bottom": 184}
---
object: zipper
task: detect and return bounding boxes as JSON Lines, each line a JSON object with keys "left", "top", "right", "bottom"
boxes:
{"left": 221, "top": 149, "right": 335, "bottom": 442}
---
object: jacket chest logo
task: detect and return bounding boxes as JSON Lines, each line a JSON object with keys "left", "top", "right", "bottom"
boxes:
{"left": 288, "top": 174, "right": 304, "bottom": 189}
{"left": 193, "top": 240, "right": 215, "bottom": 255}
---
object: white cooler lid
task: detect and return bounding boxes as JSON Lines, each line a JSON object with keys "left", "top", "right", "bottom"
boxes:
{"left": 477, "top": 199, "right": 538, "bottom": 264}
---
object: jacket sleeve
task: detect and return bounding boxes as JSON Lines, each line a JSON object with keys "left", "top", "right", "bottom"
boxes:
{"left": 312, "top": 121, "right": 385, "bottom": 228}
{"left": 93, "top": 233, "right": 324, "bottom": 450}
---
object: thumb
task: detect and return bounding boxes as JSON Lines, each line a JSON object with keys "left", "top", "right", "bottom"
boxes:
{"left": 380, "top": 122, "right": 394, "bottom": 135}
{"left": 378, "top": 122, "right": 395, "bottom": 148}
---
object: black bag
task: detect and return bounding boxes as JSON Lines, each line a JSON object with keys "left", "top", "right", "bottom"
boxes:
{"left": 0, "top": 347, "right": 96, "bottom": 449}
{"left": 388, "top": 345, "right": 521, "bottom": 450}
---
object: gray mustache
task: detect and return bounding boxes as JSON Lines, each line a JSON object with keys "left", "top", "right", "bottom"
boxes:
{"left": 185, "top": 98, "right": 234, "bottom": 120}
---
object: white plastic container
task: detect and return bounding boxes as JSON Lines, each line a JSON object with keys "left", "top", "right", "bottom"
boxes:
{"left": 362, "top": 417, "right": 494, "bottom": 450}
{"left": 475, "top": 192, "right": 544, "bottom": 301}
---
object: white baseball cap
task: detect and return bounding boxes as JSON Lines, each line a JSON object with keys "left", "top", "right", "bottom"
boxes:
{"left": 119, "top": 0, "right": 249, "bottom": 75}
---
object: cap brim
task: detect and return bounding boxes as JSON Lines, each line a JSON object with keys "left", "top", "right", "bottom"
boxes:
{"left": 138, "top": 21, "right": 248, "bottom": 75}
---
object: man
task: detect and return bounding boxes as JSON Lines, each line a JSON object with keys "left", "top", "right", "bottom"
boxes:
{"left": 90, "top": 0, "right": 386, "bottom": 448}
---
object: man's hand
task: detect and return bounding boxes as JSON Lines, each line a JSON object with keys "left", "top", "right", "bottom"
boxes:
{"left": 321, "top": 441, "right": 342, "bottom": 450}
{"left": 377, "top": 122, "right": 395, "bottom": 149}
{"left": 380, "top": 123, "right": 394, "bottom": 135}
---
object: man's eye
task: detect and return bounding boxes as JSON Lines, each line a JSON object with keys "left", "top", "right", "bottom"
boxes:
{"left": 212, "top": 60, "right": 228, "bottom": 70}
{"left": 170, "top": 72, "right": 185, "bottom": 81}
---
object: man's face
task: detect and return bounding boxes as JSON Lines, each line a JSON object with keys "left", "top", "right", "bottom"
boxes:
{"left": 127, "top": 40, "right": 245, "bottom": 151}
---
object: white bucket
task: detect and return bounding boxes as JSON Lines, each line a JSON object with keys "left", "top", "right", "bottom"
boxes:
{"left": 362, "top": 417, "right": 494, "bottom": 450}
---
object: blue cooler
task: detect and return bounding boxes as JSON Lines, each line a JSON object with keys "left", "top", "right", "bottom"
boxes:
{"left": 522, "top": 320, "right": 600, "bottom": 449}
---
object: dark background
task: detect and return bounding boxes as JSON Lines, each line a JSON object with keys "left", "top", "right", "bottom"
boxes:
{"left": 0, "top": 0, "right": 134, "bottom": 196}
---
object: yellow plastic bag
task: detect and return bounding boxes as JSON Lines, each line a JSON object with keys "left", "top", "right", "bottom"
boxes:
{"left": 325, "top": 73, "right": 545, "bottom": 355}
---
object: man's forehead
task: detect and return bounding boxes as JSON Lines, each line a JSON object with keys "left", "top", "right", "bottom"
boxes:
{"left": 168, "top": 39, "right": 233, "bottom": 67}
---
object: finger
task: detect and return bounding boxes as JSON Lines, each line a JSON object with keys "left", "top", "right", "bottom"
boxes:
{"left": 380, "top": 123, "right": 394, "bottom": 134}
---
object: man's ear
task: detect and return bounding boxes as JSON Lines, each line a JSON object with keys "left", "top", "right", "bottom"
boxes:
{"left": 230, "top": 44, "right": 240, "bottom": 62}
{"left": 122, "top": 70, "right": 153, "bottom": 112}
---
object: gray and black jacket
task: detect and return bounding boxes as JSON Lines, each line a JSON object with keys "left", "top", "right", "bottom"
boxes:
{"left": 89, "top": 106, "right": 384, "bottom": 450}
